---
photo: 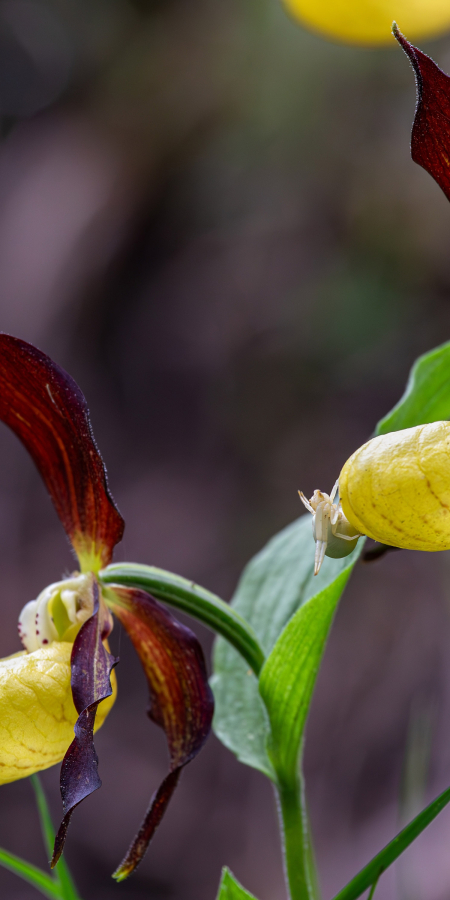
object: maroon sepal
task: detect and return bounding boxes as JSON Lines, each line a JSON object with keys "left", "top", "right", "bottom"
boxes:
{"left": 0, "top": 334, "right": 124, "bottom": 569}
{"left": 394, "top": 25, "right": 450, "bottom": 203}
{"left": 105, "top": 587, "right": 214, "bottom": 881}
{"left": 51, "top": 579, "right": 118, "bottom": 867}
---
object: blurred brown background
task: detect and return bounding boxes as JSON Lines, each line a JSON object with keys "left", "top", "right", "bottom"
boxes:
{"left": 0, "top": 1, "right": 450, "bottom": 898}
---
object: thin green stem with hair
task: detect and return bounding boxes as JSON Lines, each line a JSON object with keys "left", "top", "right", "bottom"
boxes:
{"left": 0, "top": 776, "right": 82, "bottom": 900}
{"left": 100, "top": 563, "right": 265, "bottom": 675}
{"left": 277, "top": 775, "right": 313, "bottom": 900}
{"left": 31, "top": 776, "right": 81, "bottom": 900}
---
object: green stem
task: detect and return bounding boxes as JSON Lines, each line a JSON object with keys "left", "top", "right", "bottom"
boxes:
{"left": 31, "top": 775, "right": 55, "bottom": 861}
{"left": 31, "top": 776, "right": 81, "bottom": 900}
{"left": 367, "top": 878, "right": 379, "bottom": 900}
{"left": 100, "top": 563, "right": 265, "bottom": 675}
{"left": 304, "top": 803, "right": 321, "bottom": 900}
{"left": 277, "top": 775, "right": 313, "bottom": 900}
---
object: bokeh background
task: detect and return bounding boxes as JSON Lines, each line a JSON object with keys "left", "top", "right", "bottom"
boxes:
{"left": 0, "top": 2, "right": 450, "bottom": 899}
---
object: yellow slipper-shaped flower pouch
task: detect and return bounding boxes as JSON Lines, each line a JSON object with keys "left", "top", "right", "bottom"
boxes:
{"left": 339, "top": 421, "right": 450, "bottom": 551}
{"left": 0, "top": 643, "right": 116, "bottom": 784}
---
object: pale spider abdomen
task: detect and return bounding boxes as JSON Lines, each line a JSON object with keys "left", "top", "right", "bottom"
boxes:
{"left": 312, "top": 514, "right": 359, "bottom": 559}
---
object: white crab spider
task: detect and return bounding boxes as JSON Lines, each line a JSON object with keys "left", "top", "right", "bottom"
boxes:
{"left": 299, "top": 479, "right": 362, "bottom": 576}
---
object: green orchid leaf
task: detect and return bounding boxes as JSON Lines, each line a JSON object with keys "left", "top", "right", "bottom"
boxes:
{"left": 258, "top": 566, "right": 357, "bottom": 900}
{"left": 216, "top": 867, "right": 259, "bottom": 900}
{"left": 100, "top": 564, "right": 264, "bottom": 676}
{"left": 0, "top": 847, "right": 61, "bottom": 900}
{"left": 331, "top": 783, "right": 450, "bottom": 900}
{"left": 211, "top": 515, "right": 363, "bottom": 779}
{"left": 376, "top": 340, "right": 450, "bottom": 435}
{"left": 259, "top": 568, "right": 353, "bottom": 785}
{"left": 212, "top": 649, "right": 273, "bottom": 779}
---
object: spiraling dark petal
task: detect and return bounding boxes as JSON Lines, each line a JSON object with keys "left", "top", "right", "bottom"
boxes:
{"left": 104, "top": 586, "right": 214, "bottom": 881}
{"left": 0, "top": 333, "right": 124, "bottom": 570}
{"left": 51, "top": 579, "right": 118, "bottom": 867}
{"left": 394, "top": 25, "right": 450, "bottom": 202}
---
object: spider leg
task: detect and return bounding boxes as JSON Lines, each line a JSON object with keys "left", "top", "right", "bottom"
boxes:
{"left": 333, "top": 530, "right": 361, "bottom": 541}
{"left": 330, "top": 505, "right": 339, "bottom": 526}
{"left": 314, "top": 540, "right": 327, "bottom": 575}
{"left": 330, "top": 479, "right": 339, "bottom": 503}
{"left": 298, "top": 491, "right": 315, "bottom": 514}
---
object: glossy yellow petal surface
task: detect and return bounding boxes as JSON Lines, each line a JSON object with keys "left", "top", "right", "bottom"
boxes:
{"left": 283, "top": 1, "right": 450, "bottom": 46}
{"left": 339, "top": 421, "right": 450, "bottom": 551}
{"left": 0, "top": 642, "right": 116, "bottom": 784}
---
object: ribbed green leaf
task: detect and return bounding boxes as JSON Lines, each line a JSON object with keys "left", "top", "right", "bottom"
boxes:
{"left": 377, "top": 340, "right": 450, "bottom": 435}
{"left": 0, "top": 847, "right": 61, "bottom": 899}
{"left": 216, "top": 867, "right": 259, "bottom": 899}
{"left": 211, "top": 516, "right": 363, "bottom": 778}
{"left": 258, "top": 566, "right": 358, "bottom": 900}
{"left": 259, "top": 568, "right": 353, "bottom": 784}
{"left": 331, "top": 784, "right": 450, "bottom": 900}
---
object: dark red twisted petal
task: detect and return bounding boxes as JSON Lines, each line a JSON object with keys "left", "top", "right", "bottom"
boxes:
{"left": 104, "top": 586, "right": 214, "bottom": 881}
{"left": 394, "top": 25, "right": 450, "bottom": 202}
{"left": 51, "top": 578, "right": 118, "bottom": 867}
{"left": 0, "top": 333, "right": 124, "bottom": 569}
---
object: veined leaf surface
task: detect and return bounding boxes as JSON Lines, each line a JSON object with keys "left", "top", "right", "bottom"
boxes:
{"left": 211, "top": 516, "right": 362, "bottom": 778}
{"left": 260, "top": 569, "right": 352, "bottom": 783}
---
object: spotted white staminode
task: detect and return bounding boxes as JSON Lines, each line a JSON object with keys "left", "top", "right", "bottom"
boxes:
{"left": 18, "top": 572, "right": 96, "bottom": 652}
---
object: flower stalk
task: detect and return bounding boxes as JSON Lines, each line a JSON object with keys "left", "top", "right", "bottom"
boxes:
{"left": 100, "top": 563, "right": 265, "bottom": 676}
{"left": 277, "top": 774, "right": 314, "bottom": 900}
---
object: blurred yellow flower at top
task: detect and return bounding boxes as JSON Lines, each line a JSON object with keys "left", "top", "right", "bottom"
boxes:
{"left": 283, "top": 0, "right": 450, "bottom": 45}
